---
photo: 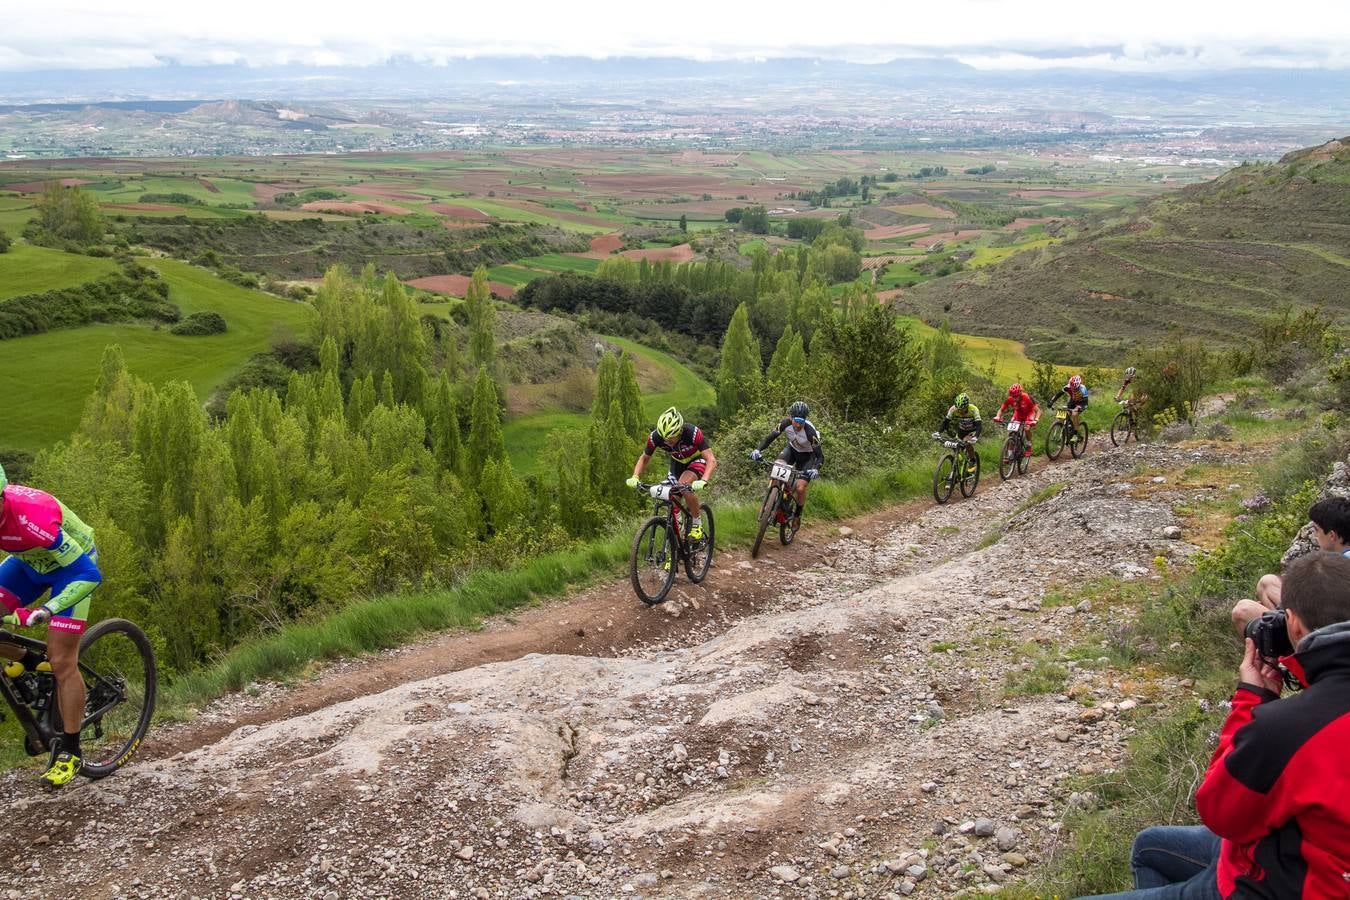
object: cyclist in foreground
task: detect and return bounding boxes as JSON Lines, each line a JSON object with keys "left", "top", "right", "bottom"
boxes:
{"left": 935, "top": 392, "right": 982, "bottom": 466}
{"left": 1049, "top": 374, "right": 1090, "bottom": 430}
{"left": 0, "top": 463, "right": 99, "bottom": 787}
{"left": 627, "top": 407, "right": 717, "bottom": 542}
{"left": 993, "top": 383, "right": 1040, "bottom": 457}
{"left": 750, "top": 400, "right": 823, "bottom": 532}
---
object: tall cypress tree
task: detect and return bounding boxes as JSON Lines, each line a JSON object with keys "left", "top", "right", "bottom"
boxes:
{"left": 466, "top": 266, "right": 496, "bottom": 375}
{"left": 467, "top": 366, "right": 505, "bottom": 481}
{"left": 765, "top": 325, "right": 807, "bottom": 403}
{"left": 431, "top": 372, "right": 464, "bottom": 477}
{"left": 616, "top": 352, "right": 644, "bottom": 440}
{"left": 716, "top": 302, "right": 763, "bottom": 420}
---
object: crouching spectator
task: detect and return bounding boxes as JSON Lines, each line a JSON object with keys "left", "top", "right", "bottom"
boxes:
{"left": 1088, "top": 552, "right": 1350, "bottom": 899}
{"left": 1250, "top": 497, "right": 1350, "bottom": 613}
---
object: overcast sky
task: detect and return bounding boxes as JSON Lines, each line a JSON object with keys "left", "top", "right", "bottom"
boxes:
{"left": 3, "top": 0, "right": 1349, "bottom": 72}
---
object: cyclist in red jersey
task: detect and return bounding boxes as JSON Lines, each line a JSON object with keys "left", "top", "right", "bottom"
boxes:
{"left": 993, "top": 383, "right": 1040, "bottom": 457}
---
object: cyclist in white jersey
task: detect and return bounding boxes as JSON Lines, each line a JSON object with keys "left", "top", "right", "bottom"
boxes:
{"left": 750, "top": 401, "right": 823, "bottom": 531}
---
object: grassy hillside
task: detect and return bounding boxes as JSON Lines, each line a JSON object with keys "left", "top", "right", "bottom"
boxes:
{"left": 0, "top": 243, "right": 120, "bottom": 300}
{"left": 1, "top": 257, "right": 312, "bottom": 450}
{"left": 902, "top": 137, "right": 1350, "bottom": 364}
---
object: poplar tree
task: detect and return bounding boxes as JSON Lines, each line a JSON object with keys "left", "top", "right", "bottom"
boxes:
{"left": 765, "top": 325, "right": 807, "bottom": 402}
{"left": 467, "top": 366, "right": 505, "bottom": 481}
{"left": 431, "top": 372, "right": 464, "bottom": 477}
{"left": 466, "top": 266, "right": 496, "bottom": 374}
{"left": 716, "top": 302, "right": 762, "bottom": 420}
{"left": 616, "top": 352, "right": 644, "bottom": 440}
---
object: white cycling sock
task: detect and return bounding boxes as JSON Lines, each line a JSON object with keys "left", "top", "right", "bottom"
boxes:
{"left": 691, "top": 516, "right": 702, "bottom": 528}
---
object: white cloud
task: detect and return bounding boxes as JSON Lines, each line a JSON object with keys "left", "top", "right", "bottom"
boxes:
{"left": 4, "top": 0, "right": 1350, "bottom": 70}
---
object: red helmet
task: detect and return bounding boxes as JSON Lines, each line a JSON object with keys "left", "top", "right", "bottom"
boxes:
{"left": 1007, "top": 383, "right": 1023, "bottom": 399}
{"left": 1068, "top": 374, "right": 1082, "bottom": 389}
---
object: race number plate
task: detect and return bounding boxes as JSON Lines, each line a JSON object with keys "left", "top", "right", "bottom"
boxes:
{"left": 771, "top": 463, "right": 793, "bottom": 482}
{"left": 1006, "top": 421, "right": 1021, "bottom": 433}
{"left": 649, "top": 484, "right": 674, "bottom": 500}
{"left": 1056, "top": 410, "right": 1068, "bottom": 420}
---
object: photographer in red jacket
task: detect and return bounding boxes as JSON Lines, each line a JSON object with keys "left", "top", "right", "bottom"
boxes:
{"left": 1090, "top": 551, "right": 1350, "bottom": 899}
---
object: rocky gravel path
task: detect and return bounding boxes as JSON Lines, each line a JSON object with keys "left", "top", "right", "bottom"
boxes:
{"left": 0, "top": 439, "right": 1256, "bottom": 899}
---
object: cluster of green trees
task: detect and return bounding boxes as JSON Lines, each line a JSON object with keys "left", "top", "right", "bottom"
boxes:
{"left": 32, "top": 266, "right": 646, "bottom": 674}
{"left": 0, "top": 261, "right": 178, "bottom": 340}
{"left": 724, "top": 205, "right": 770, "bottom": 233}
{"left": 26, "top": 182, "right": 106, "bottom": 247}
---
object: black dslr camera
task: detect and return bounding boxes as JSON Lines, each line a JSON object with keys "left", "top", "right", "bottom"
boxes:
{"left": 1244, "top": 609, "right": 1294, "bottom": 665}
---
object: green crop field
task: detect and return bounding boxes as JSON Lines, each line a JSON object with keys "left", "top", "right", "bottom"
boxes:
{"left": 0, "top": 258, "right": 312, "bottom": 450}
{"left": 0, "top": 243, "right": 120, "bottom": 300}
{"left": 516, "top": 254, "right": 600, "bottom": 274}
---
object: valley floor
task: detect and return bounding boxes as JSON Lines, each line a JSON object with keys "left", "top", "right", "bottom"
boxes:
{"left": 2, "top": 436, "right": 1261, "bottom": 899}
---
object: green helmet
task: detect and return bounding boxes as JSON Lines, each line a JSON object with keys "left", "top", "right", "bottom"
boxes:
{"left": 954, "top": 392, "right": 971, "bottom": 410}
{"left": 656, "top": 406, "right": 684, "bottom": 440}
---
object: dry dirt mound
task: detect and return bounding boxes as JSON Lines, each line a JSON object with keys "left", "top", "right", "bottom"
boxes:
{"left": 589, "top": 232, "right": 624, "bottom": 254}
{"left": 620, "top": 244, "right": 696, "bottom": 263}
{"left": 0, "top": 440, "right": 1256, "bottom": 899}
{"left": 428, "top": 203, "right": 492, "bottom": 220}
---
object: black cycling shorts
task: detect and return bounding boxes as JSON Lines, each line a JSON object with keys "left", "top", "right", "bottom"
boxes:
{"left": 777, "top": 447, "right": 816, "bottom": 470}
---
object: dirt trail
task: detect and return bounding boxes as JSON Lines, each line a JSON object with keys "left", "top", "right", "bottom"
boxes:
{"left": 0, "top": 440, "right": 1255, "bottom": 899}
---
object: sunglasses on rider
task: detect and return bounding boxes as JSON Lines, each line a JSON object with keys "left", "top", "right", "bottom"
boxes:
{"left": 791, "top": 416, "right": 805, "bottom": 424}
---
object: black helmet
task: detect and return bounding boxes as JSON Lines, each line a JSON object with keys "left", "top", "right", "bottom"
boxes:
{"left": 789, "top": 401, "right": 809, "bottom": 419}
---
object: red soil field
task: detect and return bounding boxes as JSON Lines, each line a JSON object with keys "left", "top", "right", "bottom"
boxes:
{"left": 863, "top": 223, "right": 931, "bottom": 240}
{"left": 619, "top": 244, "right": 696, "bottom": 263}
{"left": 407, "top": 275, "right": 516, "bottom": 299}
{"left": 4, "top": 178, "right": 91, "bottom": 193}
{"left": 589, "top": 233, "right": 623, "bottom": 254}
{"left": 197, "top": 178, "right": 221, "bottom": 194}
{"left": 251, "top": 181, "right": 307, "bottom": 202}
{"left": 300, "top": 200, "right": 412, "bottom": 216}
{"left": 428, "top": 203, "right": 492, "bottom": 220}
{"left": 349, "top": 183, "right": 434, "bottom": 201}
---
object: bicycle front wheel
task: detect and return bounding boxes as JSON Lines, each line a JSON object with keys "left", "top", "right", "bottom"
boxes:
{"left": 999, "top": 435, "right": 1019, "bottom": 481}
{"left": 1111, "top": 411, "right": 1132, "bottom": 447}
{"left": 684, "top": 505, "right": 715, "bottom": 583}
{"left": 1046, "top": 422, "right": 1066, "bottom": 460}
{"left": 77, "top": 618, "right": 157, "bottom": 779}
{"left": 631, "top": 517, "right": 677, "bottom": 605}
{"left": 1071, "top": 423, "right": 1089, "bottom": 459}
{"left": 932, "top": 454, "right": 956, "bottom": 504}
{"left": 960, "top": 451, "right": 981, "bottom": 498}
{"left": 751, "top": 485, "right": 779, "bottom": 559}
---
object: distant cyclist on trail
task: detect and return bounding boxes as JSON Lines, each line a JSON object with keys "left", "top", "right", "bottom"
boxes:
{"left": 1050, "top": 374, "right": 1090, "bottom": 431}
{"left": 1115, "top": 367, "right": 1137, "bottom": 403}
{"left": 750, "top": 400, "right": 823, "bottom": 532}
{"left": 935, "top": 392, "right": 982, "bottom": 465}
{"left": 0, "top": 463, "right": 99, "bottom": 788}
{"left": 628, "top": 407, "right": 717, "bottom": 542}
{"left": 993, "top": 383, "right": 1040, "bottom": 457}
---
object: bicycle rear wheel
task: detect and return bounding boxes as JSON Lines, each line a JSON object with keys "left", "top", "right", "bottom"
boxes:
{"left": 932, "top": 454, "right": 956, "bottom": 504}
{"left": 751, "top": 485, "right": 779, "bottom": 559}
{"left": 1046, "top": 422, "right": 1066, "bottom": 460}
{"left": 999, "top": 435, "right": 1018, "bottom": 481}
{"left": 1111, "top": 411, "right": 1132, "bottom": 447}
{"left": 1070, "top": 423, "right": 1089, "bottom": 459}
{"left": 631, "top": 517, "right": 677, "bottom": 605}
{"left": 684, "top": 505, "right": 715, "bottom": 583}
{"left": 77, "top": 618, "right": 157, "bottom": 779}
{"left": 960, "top": 451, "right": 981, "bottom": 498}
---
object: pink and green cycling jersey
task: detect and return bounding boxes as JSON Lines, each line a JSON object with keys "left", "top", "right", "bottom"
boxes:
{"left": 0, "top": 485, "right": 100, "bottom": 633}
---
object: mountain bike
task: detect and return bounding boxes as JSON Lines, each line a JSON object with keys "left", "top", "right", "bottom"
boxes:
{"left": 629, "top": 479, "right": 716, "bottom": 605}
{"left": 1045, "top": 404, "right": 1089, "bottom": 460}
{"left": 752, "top": 459, "right": 807, "bottom": 557}
{"left": 997, "top": 419, "right": 1032, "bottom": 481}
{"left": 930, "top": 433, "right": 980, "bottom": 503}
{"left": 1111, "top": 399, "right": 1138, "bottom": 447}
{"left": 0, "top": 616, "right": 156, "bottom": 779}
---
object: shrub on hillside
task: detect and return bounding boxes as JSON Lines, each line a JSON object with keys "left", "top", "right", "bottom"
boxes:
{"left": 0, "top": 263, "right": 178, "bottom": 340}
{"left": 0, "top": 227, "right": 10, "bottom": 253}
{"left": 170, "top": 311, "right": 227, "bottom": 336}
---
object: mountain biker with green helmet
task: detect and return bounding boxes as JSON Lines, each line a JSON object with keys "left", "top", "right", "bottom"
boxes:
{"left": 935, "top": 393, "right": 982, "bottom": 467}
{"left": 750, "top": 400, "right": 823, "bottom": 531}
{"left": 0, "top": 463, "right": 100, "bottom": 788}
{"left": 627, "top": 407, "right": 717, "bottom": 542}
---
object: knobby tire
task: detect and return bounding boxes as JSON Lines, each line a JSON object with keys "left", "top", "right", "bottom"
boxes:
{"left": 77, "top": 618, "right": 157, "bottom": 779}
{"left": 932, "top": 454, "right": 956, "bottom": 504}
{"left": 630, "top": 517, "right": 677, "bottom": 605}
{"left": 752, "top": 485, "right": 779, "bottom": 559}
{"left": 684, "top": 505, "right": 715, "bottom": 583}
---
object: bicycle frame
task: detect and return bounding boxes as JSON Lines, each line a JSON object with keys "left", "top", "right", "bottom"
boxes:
{"left": 0, "top": 629, "right": 56, "bottom": 753}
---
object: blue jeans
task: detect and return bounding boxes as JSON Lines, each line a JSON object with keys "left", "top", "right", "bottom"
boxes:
{"left": 1084, "top": 826, "right": 1222, "bottom": 899}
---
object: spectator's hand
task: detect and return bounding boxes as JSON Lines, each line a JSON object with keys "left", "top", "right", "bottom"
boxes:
{"left": 750, "top": 449, "right": 762, "bottom": 461}
{"left": 1231, "top": 599, "right": 1267, "bottom": 636}
{"left": 1240, "top": 638, "right": 1284, "bottom": 695}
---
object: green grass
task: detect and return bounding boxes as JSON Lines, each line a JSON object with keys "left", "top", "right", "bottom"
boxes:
{"left": 517, "top": 254, "right": 600, "bottom": 274}
{"left": 738, "top": 239, "right": 766, "bottom": 255}
{"left": 502, "top": 334, "right": 715, "bottom": 475}
{"left": 0, "top": 258, "right": 312, "bottom": 450}
{"left": 485, "top": 265, "right": 548, "bottom": 288}
{"left": 0, "top": 243, "right": 119, "bottom": 300}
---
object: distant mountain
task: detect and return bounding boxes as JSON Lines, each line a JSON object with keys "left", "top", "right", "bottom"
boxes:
{"left": 902, "top": 138, "right": 1350, "bottom": 364}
